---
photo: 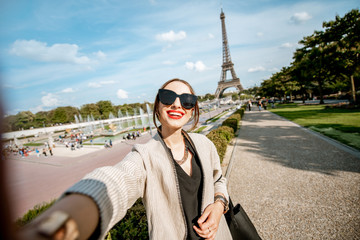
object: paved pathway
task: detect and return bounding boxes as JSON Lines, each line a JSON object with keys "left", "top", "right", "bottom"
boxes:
{"left": 227, "top": 110, "right": 360, "bottom": 240}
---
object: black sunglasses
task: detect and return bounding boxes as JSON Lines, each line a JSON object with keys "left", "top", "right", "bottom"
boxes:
{"left": 158, "top": 89, "right": 198, "bottom": 109}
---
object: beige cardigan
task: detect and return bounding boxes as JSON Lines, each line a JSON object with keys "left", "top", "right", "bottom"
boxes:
{"left": 65, "top": 132, "right": 232, "bottom": 240}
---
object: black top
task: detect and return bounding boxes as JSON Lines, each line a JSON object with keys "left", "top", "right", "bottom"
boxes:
{"left": 171, "top": 137, "right": 204, "bottom": 240}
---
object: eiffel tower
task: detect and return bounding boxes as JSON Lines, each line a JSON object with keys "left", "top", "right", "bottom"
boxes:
{"left": 215, "top": 9, "right": 243, "bottom": 98}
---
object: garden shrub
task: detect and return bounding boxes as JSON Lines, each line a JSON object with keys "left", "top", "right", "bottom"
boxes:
{"left": 222, "top": 118, "right": 238, "bottom": 132}
{"left": 217, "top": 126, "right": 234, "bottom": 142}
{"left": 206, "top": 131, "right": 228, "bottom": 162}
{"left": 107, "top": 198, "right": 148, "bottom": 240}
{"left": 231, "top": 113, "right": 242, "bottom": 122}
{"left": 236, "top": 107, "right": 245, "bottom": 117}
{"left": 206, "top": 106, "right": 247, "bottom": 162}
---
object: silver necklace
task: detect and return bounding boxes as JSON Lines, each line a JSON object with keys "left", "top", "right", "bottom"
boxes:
{"left": 174, "top": 146, "right": 189, "bottom": 165}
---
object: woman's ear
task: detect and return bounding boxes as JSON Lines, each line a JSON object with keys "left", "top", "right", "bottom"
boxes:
{"left": 156, "top": 111, "right": 160, "bottom": 120}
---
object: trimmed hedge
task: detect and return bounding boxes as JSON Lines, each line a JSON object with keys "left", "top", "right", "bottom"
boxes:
{"left": 222, "top": 118, "right": 238, "bottom": 132}
{"left": 206, "top": 106, "right": 246, "bottom": 163}
{"left": 217, "top": 126, "right": 235, "bottom": 142}
{"left": 206, "top": 130, "right": 228, "bottom": 161}
{"left": 107, "top": 198, "right": 148, "bottom": 240}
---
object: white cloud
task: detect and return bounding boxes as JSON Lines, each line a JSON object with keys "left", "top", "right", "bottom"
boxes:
{"left": 185, "top": 62, "right": 195, "bottom": 70}
{"left": 10, "top": 39, "right": 90, "bottom": 64}
{"left": 208, "top": 33, "right": 215, "bottom": 39}
{"left": 156, "top": 30, "right": 186, "bottom": 42}
{"left": 41, "top": 93, "right": 60, "bottom": 107}
{"left": 185, "top": 61, "right": 207, "bottom": 72}
{"left": 61, "top": 88, "right": 75, "bottom": 93}
{"left": 88, "top": 82, "right": 102, "bottom": 88}
{"left": 281, "top": 42, "right": 293, "bottom": 48}
{"left": 290, "top": 12, "right": 312, "bottom": 24}
{"left": 94, "top": 51, "right": 106, "bottom": 59}
{"left": 256, "top": 32, "right": 264, "bottom": 37}
{"left": 117, "top": 89, "right": 128, "bottom": 99}
{"left": 248, "top": 66, "right": 266, "bottom": 73}
{"left": 280, "top": 42, "right": 300, "bottom": 48}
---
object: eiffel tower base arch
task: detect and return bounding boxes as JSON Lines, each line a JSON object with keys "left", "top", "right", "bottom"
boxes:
{"left": 215, "top": 78, "right": 243, "bottom": 98}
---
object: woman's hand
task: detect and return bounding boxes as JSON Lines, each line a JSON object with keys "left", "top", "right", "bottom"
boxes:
{"left": 16, "top": 194, "right": 99, "bottom": 240}
{"left": 193, "top": 201, "right": 224, "bottom": 240}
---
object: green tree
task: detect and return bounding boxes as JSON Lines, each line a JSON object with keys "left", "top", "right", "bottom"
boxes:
{"left": 231, "top": 93, "right": 239, "bottom": 101}
{"left": 96, "top": 100, "right": 114, "bottom": 119}
{"left": 52, "top": 108, "right": 67, "bottom": 123}
{"left": 80, "top": 104, "right": 100, "bottom": 120}
{"left": 322, "top": 9, "right": 360, "bottom": 103}
{"left": 50, "top": 106, "right": 79, "bottom": 124}
{"left": 13, "top": 111, "right": 35, "bottom": 130}
{"left": 246, "top": 86, "right": 261, "bottom": 97}
{"left": 34, "top": 111, "right": 50, "bottom": 128}
{"left": 291, "top": 9, "right": 360, "bottom": 104}
{"left": 205, "top": 93, "right": 215, "bottom": 100}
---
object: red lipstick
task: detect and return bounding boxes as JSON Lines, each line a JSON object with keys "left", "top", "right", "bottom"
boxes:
{"left": 166, "top": 110, "right": 184, "bottom": 119}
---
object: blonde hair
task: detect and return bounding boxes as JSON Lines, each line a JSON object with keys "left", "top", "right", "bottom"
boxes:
{"left": 153, "top": 78, "right": 199, "bottom": 132}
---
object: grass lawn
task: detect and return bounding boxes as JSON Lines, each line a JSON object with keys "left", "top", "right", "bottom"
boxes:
{"left": 23, "top": 143, "right": 44, "bottom": 147}
{"left": 194, "top": 126, "right": 207, "bottom": 133}
{"left": 269, "top": 103, "right": 360, "bottom": 150}
{"left": 205, "top": 111, "right": 227, "bottom": 123}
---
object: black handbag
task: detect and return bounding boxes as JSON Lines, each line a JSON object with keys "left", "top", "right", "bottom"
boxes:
{"left": 224, "top": 197, "right": 262, "bottom": 240}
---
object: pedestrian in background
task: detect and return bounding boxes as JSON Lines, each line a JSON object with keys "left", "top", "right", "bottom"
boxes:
{"left": 258, "top": 99, "right": 262, "bottom": 111}
{"left": 42, "top": 148, "right": 47, "bottom": 157}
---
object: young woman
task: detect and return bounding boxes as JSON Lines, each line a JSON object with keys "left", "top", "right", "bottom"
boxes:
{"left": 19, "top": 79, "right": 232, "bottom": 240}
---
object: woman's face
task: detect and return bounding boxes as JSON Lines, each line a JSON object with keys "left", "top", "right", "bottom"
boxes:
{"left": 158, "top": 81, "right": 194, "bottom": 131}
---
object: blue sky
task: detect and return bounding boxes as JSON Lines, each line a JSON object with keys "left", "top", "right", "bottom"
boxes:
{"left": 0, "top": 0, "right": 358, "bottom": 115}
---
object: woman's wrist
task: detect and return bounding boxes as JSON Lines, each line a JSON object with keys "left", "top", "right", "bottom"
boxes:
{"left": 214, "top": 200, "right": 226, "bottom": 213}
{"left": 214, "top": 194, "right": 229, "bottom": 214}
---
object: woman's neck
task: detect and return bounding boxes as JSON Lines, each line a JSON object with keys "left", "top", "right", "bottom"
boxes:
{"left": 161, "top": 127, "right": 183, "bottom": 149}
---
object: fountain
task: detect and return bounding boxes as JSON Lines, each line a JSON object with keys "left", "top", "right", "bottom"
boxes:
{"left": 139, "top": 107, "right": 146, "bottom": 130}
{"left": 134, "top": 108, "right": 142, "bottom": 128}
{"left": 117, "top": 110, "right": 124, "bottom": 130}
{"left": 74, "top": 115, "right": 80, "bottom": 124}
{"left": 125, "top": 110, "right": 130, "bottom": 129}
{"left": 146, "top": 103, "right": 154, "bottom": 137}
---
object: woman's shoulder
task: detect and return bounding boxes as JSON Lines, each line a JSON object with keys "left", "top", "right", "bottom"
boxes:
{"left": 132, "top": 134, "right": 163, "bottom": 152}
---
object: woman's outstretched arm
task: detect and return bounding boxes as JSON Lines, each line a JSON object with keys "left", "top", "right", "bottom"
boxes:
{"left": 17, "top": 193, "right": 99, "bottom": 240}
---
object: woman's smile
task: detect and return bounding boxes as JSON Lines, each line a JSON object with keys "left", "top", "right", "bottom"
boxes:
{"left": 166, "top": 110, "right": 185, "bottom": 119}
